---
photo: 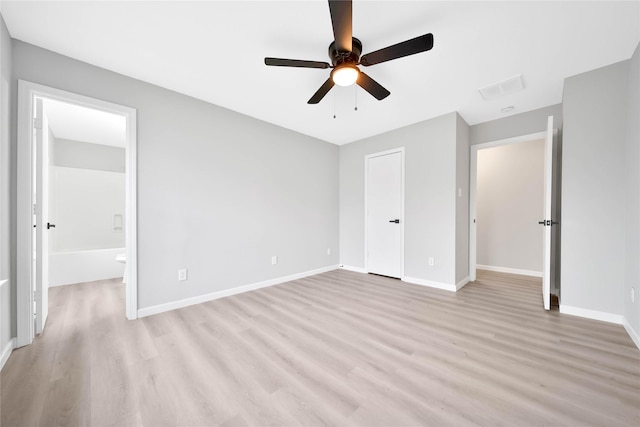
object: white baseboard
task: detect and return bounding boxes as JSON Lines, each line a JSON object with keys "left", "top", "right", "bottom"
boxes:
{"left": 403, "top": 276, "right": 457, "bottom": 292}
{"left": 559, "top": 305, "right": 624, "bottom": 324}
{"left": 1, "top": 338, "right": 16, "bottom": 371}
{"left": 138, "top": 265, "right": 340, "bottom": 318}
{"left": 456, "top": 276, "right": 470, "bottom": 291}
{"left": 339, "top": 265, "right": 367, "bottom": 274}
{"left": 476, "top": 264, "right": 543, "bottom": 278}
{"left": 623, "top": 317, "right": 640, "bottom": 350}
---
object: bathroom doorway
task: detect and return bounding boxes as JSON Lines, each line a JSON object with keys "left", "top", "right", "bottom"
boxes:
{"left": 17, "top": 81, "right": 138, "bottom": 347}
{"left": 44, "top": 98, "right": 127, "bottom": 290}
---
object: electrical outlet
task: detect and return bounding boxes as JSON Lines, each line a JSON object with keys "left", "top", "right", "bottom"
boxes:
{"left": 327, "top": 248, "right": 331, "bottom": 255}
{"left": 428, "top": 257, "right": 434, "bottom": 266}
{"left": 178, "top": 269, "right": 188, "bottom": 281}
{"left": 271, "top": 255, "right": 278, "bottom": 265}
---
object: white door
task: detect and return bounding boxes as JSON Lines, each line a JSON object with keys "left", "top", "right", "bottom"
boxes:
{"left": 541, "top": 115, "right": 555, "bottom": 310}
{"left": 34, "top": 97, "right": 49, "bottom": 333}
{"left": 366, "top": 150, "right": 403, "bottom": 278}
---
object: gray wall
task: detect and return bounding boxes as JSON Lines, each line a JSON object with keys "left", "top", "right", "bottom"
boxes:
{"left": 455, "top": 113, "right": 470, "bottom": 284}
{"left": 1, "top": 14, "right": 14, "bottom": 353}
{"left": 562, "top": 60, "right": 629, "bottom": 315}
{"left": 11, "top": 40, "right": 339, "bottom": 310}
{"left": 470, "top": 104, "right": 563, "bottom": 146}
{"left": 53, "top": 138, "right": 125, "bottom": 172}
{"left": 624, "top": 43, "right": 640, "bottom": 335}
{"left": 476, "top": 139, "right": 544, "bottom": 273}
{"left": 340, "top": 112, "right": 465, "bottom": 286}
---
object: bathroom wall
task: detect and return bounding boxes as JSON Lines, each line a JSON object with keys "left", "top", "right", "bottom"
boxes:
{"left": 48, "top": 137, "right": 126, "bottom": 285}
{"left": 50, "top": 166, "right": 125, "bottom": 252}
{"left": 49, "top": 137, "right": 125, "bottom": 252}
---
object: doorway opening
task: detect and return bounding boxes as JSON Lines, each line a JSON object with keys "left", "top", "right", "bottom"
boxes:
{"left": 469, "top": 117, "right": 559, "bottom": 310}
{"left": 16, "top": 81, "right": 138, "bottom": 347}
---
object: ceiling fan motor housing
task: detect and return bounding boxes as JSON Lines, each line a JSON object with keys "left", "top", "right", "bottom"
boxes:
{"left": 329, "top": 37, "right": 362, "bottom": 66}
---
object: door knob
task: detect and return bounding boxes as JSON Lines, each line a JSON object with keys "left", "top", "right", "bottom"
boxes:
{"left": 47, "top": 223, "right": 56, "bottom": 229}
{"left": 389, "top": 219, "right": 400, "bottom": 224}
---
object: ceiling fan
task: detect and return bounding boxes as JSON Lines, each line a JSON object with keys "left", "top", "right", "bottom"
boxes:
{"left": 264, "top": 0, "right": 434, "bottom": 104}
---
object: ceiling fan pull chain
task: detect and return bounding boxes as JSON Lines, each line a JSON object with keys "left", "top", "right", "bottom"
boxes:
{"left": 354, "top": 85, "right": 358, "bottom": 111}
{"left": 333, "top": 91, "right": 337, "bottom": 119}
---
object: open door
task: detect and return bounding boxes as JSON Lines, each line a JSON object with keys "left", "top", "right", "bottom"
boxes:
{"left": 540, "top": 115, "right": 556, "bottom": 310}
{"left": 34, "top": 97, "right": 49, "bottom": 334}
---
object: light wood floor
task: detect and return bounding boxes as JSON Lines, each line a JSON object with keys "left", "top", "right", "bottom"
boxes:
{"left": 2, "top": 270, "right": 639, "bottom": 426}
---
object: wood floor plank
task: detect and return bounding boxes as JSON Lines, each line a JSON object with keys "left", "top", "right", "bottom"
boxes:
{"left": 2, "top": 270, "right": 639, "bottom": 426}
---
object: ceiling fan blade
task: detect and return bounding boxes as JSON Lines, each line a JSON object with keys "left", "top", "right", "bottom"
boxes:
{"left": 308, "top": 78, "right": 335, "bottom": 104}
{"left": 265, "top": 58, "right": 331, "bottom": 69}
{"left": 328, "top": 0, "right": 352, "bottom": 52}
{"left": 360, "top": 33, "right": 434, "bottom": 66}
{"left": 357, "top": 72, "right": 390, "bottom": 100}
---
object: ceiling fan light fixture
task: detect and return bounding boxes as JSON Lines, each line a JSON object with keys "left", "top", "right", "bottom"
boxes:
{"left": 331, "top": 64, "right": 359, "bottom": 86}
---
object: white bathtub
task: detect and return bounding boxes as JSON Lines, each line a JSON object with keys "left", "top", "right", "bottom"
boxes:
{"left": 49, "top": 248, "right": 126, "bottom": 287}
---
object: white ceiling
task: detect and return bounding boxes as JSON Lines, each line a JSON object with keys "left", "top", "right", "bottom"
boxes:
{"left": 43, "top": 98, "right": 126, "bottom": 147}
{"left": 3, "top": 1, "right": 639, "bottom": 145}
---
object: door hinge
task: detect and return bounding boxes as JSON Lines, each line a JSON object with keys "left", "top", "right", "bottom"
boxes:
{"left": 33, "top": 118, "right": 42, "bottom": 130}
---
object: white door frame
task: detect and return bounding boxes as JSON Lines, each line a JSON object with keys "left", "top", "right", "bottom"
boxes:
{"left": 16, "top": 80, "right": 138, "bottom": 347}
{"left": 364, "top": 147, "right": 405, "bottom": 279}
{"left": 469, "top": 131, "right": 546, "bottom": 283}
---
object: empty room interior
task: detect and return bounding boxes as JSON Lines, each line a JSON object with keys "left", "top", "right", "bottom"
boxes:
{"left": 0, "top": 1, "right": 639, "bottom": 426}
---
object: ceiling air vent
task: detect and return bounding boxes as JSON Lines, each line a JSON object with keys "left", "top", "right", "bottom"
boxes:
{"left": 478, "top": 74, "right": 524, "bottom": 101}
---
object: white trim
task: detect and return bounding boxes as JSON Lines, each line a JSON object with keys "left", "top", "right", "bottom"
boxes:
{"left": 364, "top": 147, "right": 405, "bottom": 279}
{"left": 403, "top": 276, "right": 457, "bottom": 292}
{"left": 456, "top": 276, "right": 470, "bottom": 290}
{"left": 0, "top": 279, "right": 11, "bottom": 371}
{"left": 17, "top": 80, "right": 138, "bottom": 348}
{"left": 138, "top": 265, "right": 339, "bottom": 318}
{"left": 16, "top": 82, "right": 34, "bottom": 347}
{"left": 469, "top": 131, "right": 547, "bottom": 282}
{"left": 476, "top": 264, "right": 543, "bottom": 278}
{"left": 469, "top": 147, "right": 477, "bottom": 282}
{"left": 559, "top": 305, "right": 624, "bottom": 324}
{"left": 339, "top": 265, "right": 367, "bottom": 274}
{"left": 124, "top": 99, "right": 138, "bottom": 320}
{"left": 472, "top": 131, "right": 548, "bottom": 151}
{"left": 1, "top": 338, "right": 15, "bottom": 371}
{"left": 622, "top": 318, "right": 640, "bottom": 350}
